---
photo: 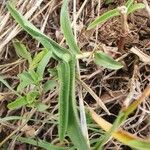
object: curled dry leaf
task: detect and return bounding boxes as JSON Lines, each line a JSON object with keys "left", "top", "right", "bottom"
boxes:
{"left": 130, "top": 47, "right": 150, "bottom": 63}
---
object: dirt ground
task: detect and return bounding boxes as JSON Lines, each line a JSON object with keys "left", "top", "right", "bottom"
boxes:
{"left": 0, "top": 0, "right": 150, "bottom": 149}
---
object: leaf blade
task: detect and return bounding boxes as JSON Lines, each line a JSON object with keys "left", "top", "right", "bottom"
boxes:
{"left": 87, "top": 8, "right": 119, "bottom": 30}
{"left": 13, "top": 40, "right": 32, "bottom": 64}
{"left": 127, "top": 3, "right": 145, "bottom": 14}
{"left": 60, "top": 0, "right": 80, "bottom": 54}
{"left": 7, "top": 2, "right": 71, "bottom": 61}
{"left": 93, "top": 51, "right": 123, "bottom": 70}
{"left": 14, "top": 136, "right": 66, "bottom": 150}
{"left": 67, "top": 59, "right": 90, "bottom": 150}
{"left": 57, "top": 61, "right": 70, "bottom": 140}
{"left": 7, "top": 97, "right": 27, "bottom": 110}
{"left": 125, "top": 0, "right": 134, "bottom": 9}
{"left": 36, "top": 50, "right": 52, "bottom": 80}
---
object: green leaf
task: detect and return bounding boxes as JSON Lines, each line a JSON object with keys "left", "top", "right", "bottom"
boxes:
{"left": 36, "top": 50, "right": 52, "bottom": 80}
{"left": 94, "top": 112, "right": 126, "bottom": 150}
{"left": 88, "top": 1, "right": 145, "bottom": 30}
{"left": 90, "top": 108, "right": 150, "bottom": 150}
{"left": 43, "top": 80, "right": 57, "bottom": 93}
{"left": 13, "top": 39, "right": 32, "bottom": 64}
{"left": 17, "top": 71, "right": 35, "bottom": 91}
{"left": 28, "top": 70, "right": 39, "bottom": 82}
{"left": 0, "top": 116, "right": 24, "bottom": 122}
{"left": 87, "top": 8, "right": 119, "bottom": 30}
{"left": 127, "top": 140, "right": 150, "bottom": 150}
{"left": 7, "top": 97, "right": 27, "bottom": 110}
{"left": 93, "top": 51, "right": 123, "bottom": 70}
{"left": 57, "top": 61, "right": 70, "bottom": 140}
{"left": 26, "top": 91, "right": 38, "bottom": 104}
{"left": 0, "top": 76, "right": 20, "bottom": 97}
{"left": 7, "top": 2, "right": 71, "bottom": 61}
{"left": 29, "top": 49, "right": 47, "bottom": 70}
{"left": 127, "top": 3, "right": 145, "bottom": 14}
{"left": 13, "top": 136, "right": 67, "bottom": 150}
{"left": 67, "top": 59, "right": 90, "bottom": 150}
{"left": 94, "top": 86, "right": 150, "bottom": 150}
{"left": 125, "top": 0, "right": 134, "bottom": 9}
{"left": 60, "top": 0, "right": 80, "bottom": 54}
{"left": 35, "top": 103, "right": 49, "bottom": 112}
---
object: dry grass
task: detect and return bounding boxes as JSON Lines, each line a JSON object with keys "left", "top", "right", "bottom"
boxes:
{"left": 0, "top": 0, "right": 150, "bottom": 149}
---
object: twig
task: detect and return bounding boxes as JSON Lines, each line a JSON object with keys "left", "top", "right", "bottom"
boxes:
{"left": 77, "top": 78, "right": 110, "bottom": 115}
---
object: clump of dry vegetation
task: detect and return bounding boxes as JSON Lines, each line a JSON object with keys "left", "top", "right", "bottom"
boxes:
{"left": 0, "top": 0, "right": 150, "bottom": 150}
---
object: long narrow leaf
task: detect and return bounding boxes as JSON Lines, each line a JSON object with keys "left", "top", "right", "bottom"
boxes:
{"left": 14, "top": 136, "right": 66, "bottom": 150}
{"left": 36, "top": 50, "right": 52, "bottom": 80}
{"left": 67, "top": 59, "right": 90, "bottom": 150}
{"left": 93, "top": 86, "right": 150, "bottom": 149}
{"left": 7, "top": 3, "right": 71, "bottom": 61}
{"left": 57, "top": 61, "right": 70, "bottom": 140}
{"left": 89, "top": 108, "right": 150, "bottom": 150}
{"left": 0, "top": 116, "right": 24, "bottom": 122}
{"left": 127, "top": 3, "right": 145, "bottom": 14}
{"left": 60, "top": 0, "right": 80, "bottom": 54}
{"left": 88, "top": 1, "right": 145, "bottom": 30}
{"left": 125, "top": 0, "right": 134, "bottom": 9}
{"left": 94, "top": 112, "right": 126, "bottom": 150}
{"left": 124, "top": 86, "right": 150, "bottom": 116}
{"left": 87, "top": 8, "right": 119, "bottom": 30}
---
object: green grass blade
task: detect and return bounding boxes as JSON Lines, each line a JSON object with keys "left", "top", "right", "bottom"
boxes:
{"left": 88, "top": 1, "right": 144, "bottom": 30}
{"left": 60, "top": 0, "right": 80, "bottom": 54}
{"left": 94, "top": 112, "right": 126, "bottom": 150}
{"left": 57, "top": 62, "right": 70, "bottom": 140}
{"left": 127, "top": 3, "right": 145, "bottom": 14}
{"left": 94, "top": 86, "right": 150, "bottom": 149}
{"left": 0, "top": 76, "right": 21, "bottom": 97}
{"left": 87, "top": 8, "right": 119, "bottom": 30}
{"left": 13, "top": 136, "right": 66, "bottom": 150}
{"left": 7, "top": 97, "right": 27, "bottom": 110}
{"left": 67, "top": 59, "right": 90, "bottom": 150}
{"left": 127, "top": 140, "right": 150, "bottom": 150}
{"left": 125, "top": 0, "right": 134, "bottom": 9}
{"left": 0, "top": 116, "right": 24, "bottom": 122}
{"left": 7, "top": 2, "right": 70, "bottom": 61}
{"left": 36, "top": 50, "right": 52, "bottom": 80}
{"left": 90, "top": 108, "right": 150, "bottom": 150}
{"left": 13, "top": 39, "right": 32, "bottom": 64}
{"left": 93, "top": 51, "right": 123, "bottom": 70}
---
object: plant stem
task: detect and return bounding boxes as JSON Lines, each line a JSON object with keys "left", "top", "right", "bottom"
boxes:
{"left": 117, "top": 6, "right": 129, "bottom": 52}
